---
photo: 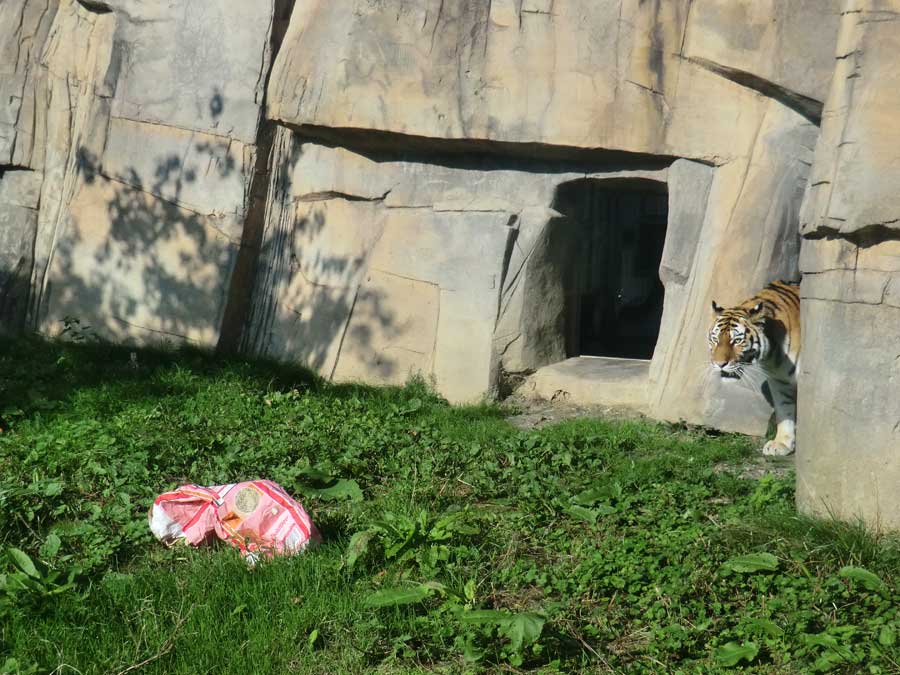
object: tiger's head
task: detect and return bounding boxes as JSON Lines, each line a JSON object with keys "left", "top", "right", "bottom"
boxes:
{"left": 707, "top": 300, "right": 768, "bottom": 379}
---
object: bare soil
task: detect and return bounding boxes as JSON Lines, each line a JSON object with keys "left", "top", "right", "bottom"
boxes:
{"left": 503, "top": 391, "right": 795, "bottom": 480}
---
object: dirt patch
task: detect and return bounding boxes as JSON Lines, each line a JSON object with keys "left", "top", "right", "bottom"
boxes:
{"left": 713, "top": 454, "right": 795, "bottom": 480}
{"left": 504, "top": 392, "right": 793, "bottom": 481}
{"left": 502, "top": 390, "right": 646, "bottom": 430}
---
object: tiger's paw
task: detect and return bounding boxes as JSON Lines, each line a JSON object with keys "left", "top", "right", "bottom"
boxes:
{"left": 762, "top": 440, "right": 794, "bottom": 457}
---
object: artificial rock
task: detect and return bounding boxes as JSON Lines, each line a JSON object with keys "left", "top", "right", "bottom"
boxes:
{"left": 796, "top": 0, "right": 900, "bottom": 528}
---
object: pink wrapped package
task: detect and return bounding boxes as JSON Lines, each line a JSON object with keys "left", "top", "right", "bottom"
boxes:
{"left": 149, "top": 480, "right": 320, "bottom": 563}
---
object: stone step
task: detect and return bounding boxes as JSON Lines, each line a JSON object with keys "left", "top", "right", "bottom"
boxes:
{"left": 522, "top": 356, "right": 651, "bottom": 412}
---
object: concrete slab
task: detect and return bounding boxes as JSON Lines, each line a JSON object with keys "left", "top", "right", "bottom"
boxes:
{"left": 523, "top": 356, "right": 650, "bottom": 412}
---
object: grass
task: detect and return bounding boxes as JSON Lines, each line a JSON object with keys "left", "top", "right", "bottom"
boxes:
{"left": 1, "top": 336, "right": 899, "bottom": 674}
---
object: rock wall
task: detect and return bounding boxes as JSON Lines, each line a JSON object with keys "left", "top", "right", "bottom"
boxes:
{"left": 797, "top": 0, "right": 900, "bottom": 529}
{"left": 254, "top": 0, "right": 833, "bottom": 425}
{"left": 0, "top": 0, "right": 281, "bottom": 344}
{"left": 240, "top": 136, "right": 675, "bottom": 401}
{"left": 6, "top": 0, "right": 898, "bottom": 528}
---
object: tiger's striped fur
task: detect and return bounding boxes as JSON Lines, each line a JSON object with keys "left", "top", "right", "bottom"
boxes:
{"left": 707, "top": 280, "right": 800, "bottom": 456}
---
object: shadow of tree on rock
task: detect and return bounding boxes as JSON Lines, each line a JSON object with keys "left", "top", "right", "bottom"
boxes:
{"left": 7, "top": 93, "right": 398, "bottom": 387}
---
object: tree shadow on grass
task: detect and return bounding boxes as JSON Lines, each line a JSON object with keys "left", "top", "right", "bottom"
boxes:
{"left": 0, "top": 333, "right": 436, "bottom": 433}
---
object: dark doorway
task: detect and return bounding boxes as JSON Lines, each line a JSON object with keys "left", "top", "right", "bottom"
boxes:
{"left": 553, "top": 178, "right": 668, "bottom": 359}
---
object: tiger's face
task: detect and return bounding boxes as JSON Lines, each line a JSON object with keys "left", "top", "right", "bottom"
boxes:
{"left": 707, "top": 301, "right": 765, "bottom": 379}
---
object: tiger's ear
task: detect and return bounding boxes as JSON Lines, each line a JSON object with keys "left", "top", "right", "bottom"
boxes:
{"left": 748, "top": 302, "right": 764, "bottom": 316}
{"left": 711, "top": 300, "right": 724, "bottom": 314}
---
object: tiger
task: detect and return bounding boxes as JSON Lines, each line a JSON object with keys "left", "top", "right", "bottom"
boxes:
{"left": 707, "top": 280, "right": 801, "bottom": 456}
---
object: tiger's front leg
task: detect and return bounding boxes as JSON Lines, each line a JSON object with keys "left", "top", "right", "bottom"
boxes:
{"left": 762, "top": 377, "right": 796, "bottom": 456}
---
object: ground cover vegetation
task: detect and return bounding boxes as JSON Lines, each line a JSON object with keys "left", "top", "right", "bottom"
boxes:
{"left": 1, "top": 335, "right": 899, "bottom": 674}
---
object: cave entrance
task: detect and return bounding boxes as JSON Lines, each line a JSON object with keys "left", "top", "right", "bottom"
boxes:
{"left": 554, "top": 178, "right": 668, "bottom": 360}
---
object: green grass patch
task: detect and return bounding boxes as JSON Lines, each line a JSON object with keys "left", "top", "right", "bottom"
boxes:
{"left": 1, "top": 337, "right": 899, "bottom": 674}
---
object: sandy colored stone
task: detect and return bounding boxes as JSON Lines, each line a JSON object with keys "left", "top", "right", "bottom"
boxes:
{"left": 291, "top": 199, "right": 385, "bottom": 288}
{"left": 262, "top": 269, "right": 358, "bottom": 376}
{"left": 26, "top": 0, "right": 119, "bottom": 330}
{"left": 683, "top": 0, "right": 841, "bottom": 108}
{"left": 365, "top": 208, "right": 514, "bottom": 402}
{"left": 433, "top": 288, "right": 496, "bottom": 403}
{"left": 801, "top": 3, "right": 900, "bottom": 238}
{"left": 857, "top": 241, "right": 900, "bottom": 274}
{"left": 239, "top": 131, "right": 363, "bottom": 370}
{"left": 0, "top": 169, "right": 42, "bottom": 210}
{"left": 268, "top": 0, "right": 781, "bottom": 163}
{"left": 38, "top": 176, "right": 237, "bottom": 345}
{"left": 798, "top": 236, "right": 857, "bottom": 274}
{"left": 793, "top": 1, "right": 900, "bottom": 529}
{"left": 493, "top": 208, "right": 574, "bottom": 375}
{"left": 332, "top": 270, "right": 440, "bottom": 387}
{"left": 0, "top": 202, "right": 36, "bottom": 334}
{"left": 246, "top": 194, "right": 386, "bottom": 371}
{"left": 0, "top": 0, "right": 58, "bottom": 168}
{"left": 367, "top": 209, "right": 512, "bottom": 313}
{"left": 648, "top": 160, "right": 716, "bottom": 416}
{"left": 648, "top": 100, "right": 813, "bottom": 434}
{"left": 797, "top": 293, "right": 900, "bottom": 528}
{"left": 0, "top": 169, "right": 42, "bottom": 333}
{"left": 9, "top": 0, "right": 275, "bottom": 348}
{"left": 527, "top": 357, "right": 651, "bottom": 412}
{"left": 107, "top": 0, "right": 275, "bottom": 144}
{"left": 101, "top": 117, "right": 253, "bottom": 235}
{"left": 803, "top": 269, "right": 895, "bottom": 307}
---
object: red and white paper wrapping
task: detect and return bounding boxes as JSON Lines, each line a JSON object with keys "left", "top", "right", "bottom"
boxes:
{"left": 149, "top": 480, "right": 320, "bottom": 563}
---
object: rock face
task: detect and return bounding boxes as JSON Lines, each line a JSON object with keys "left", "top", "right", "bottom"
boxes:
{"left": 258, "top": 0, "right": 829, "bottom": 431}
{"left": 0, "top": 168, "right": 41, "bottom": 333}
{"left": 1, "top": 0, "right": 896, "bottom": 525}
{"left": 268, "top": 0, "right": 825, "bottom": 164}
{"left": 796, "top": 1, "right": 900, "bottom": 529}
{"left": 0, "top": 0, "right": 279, "bottom": 343}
